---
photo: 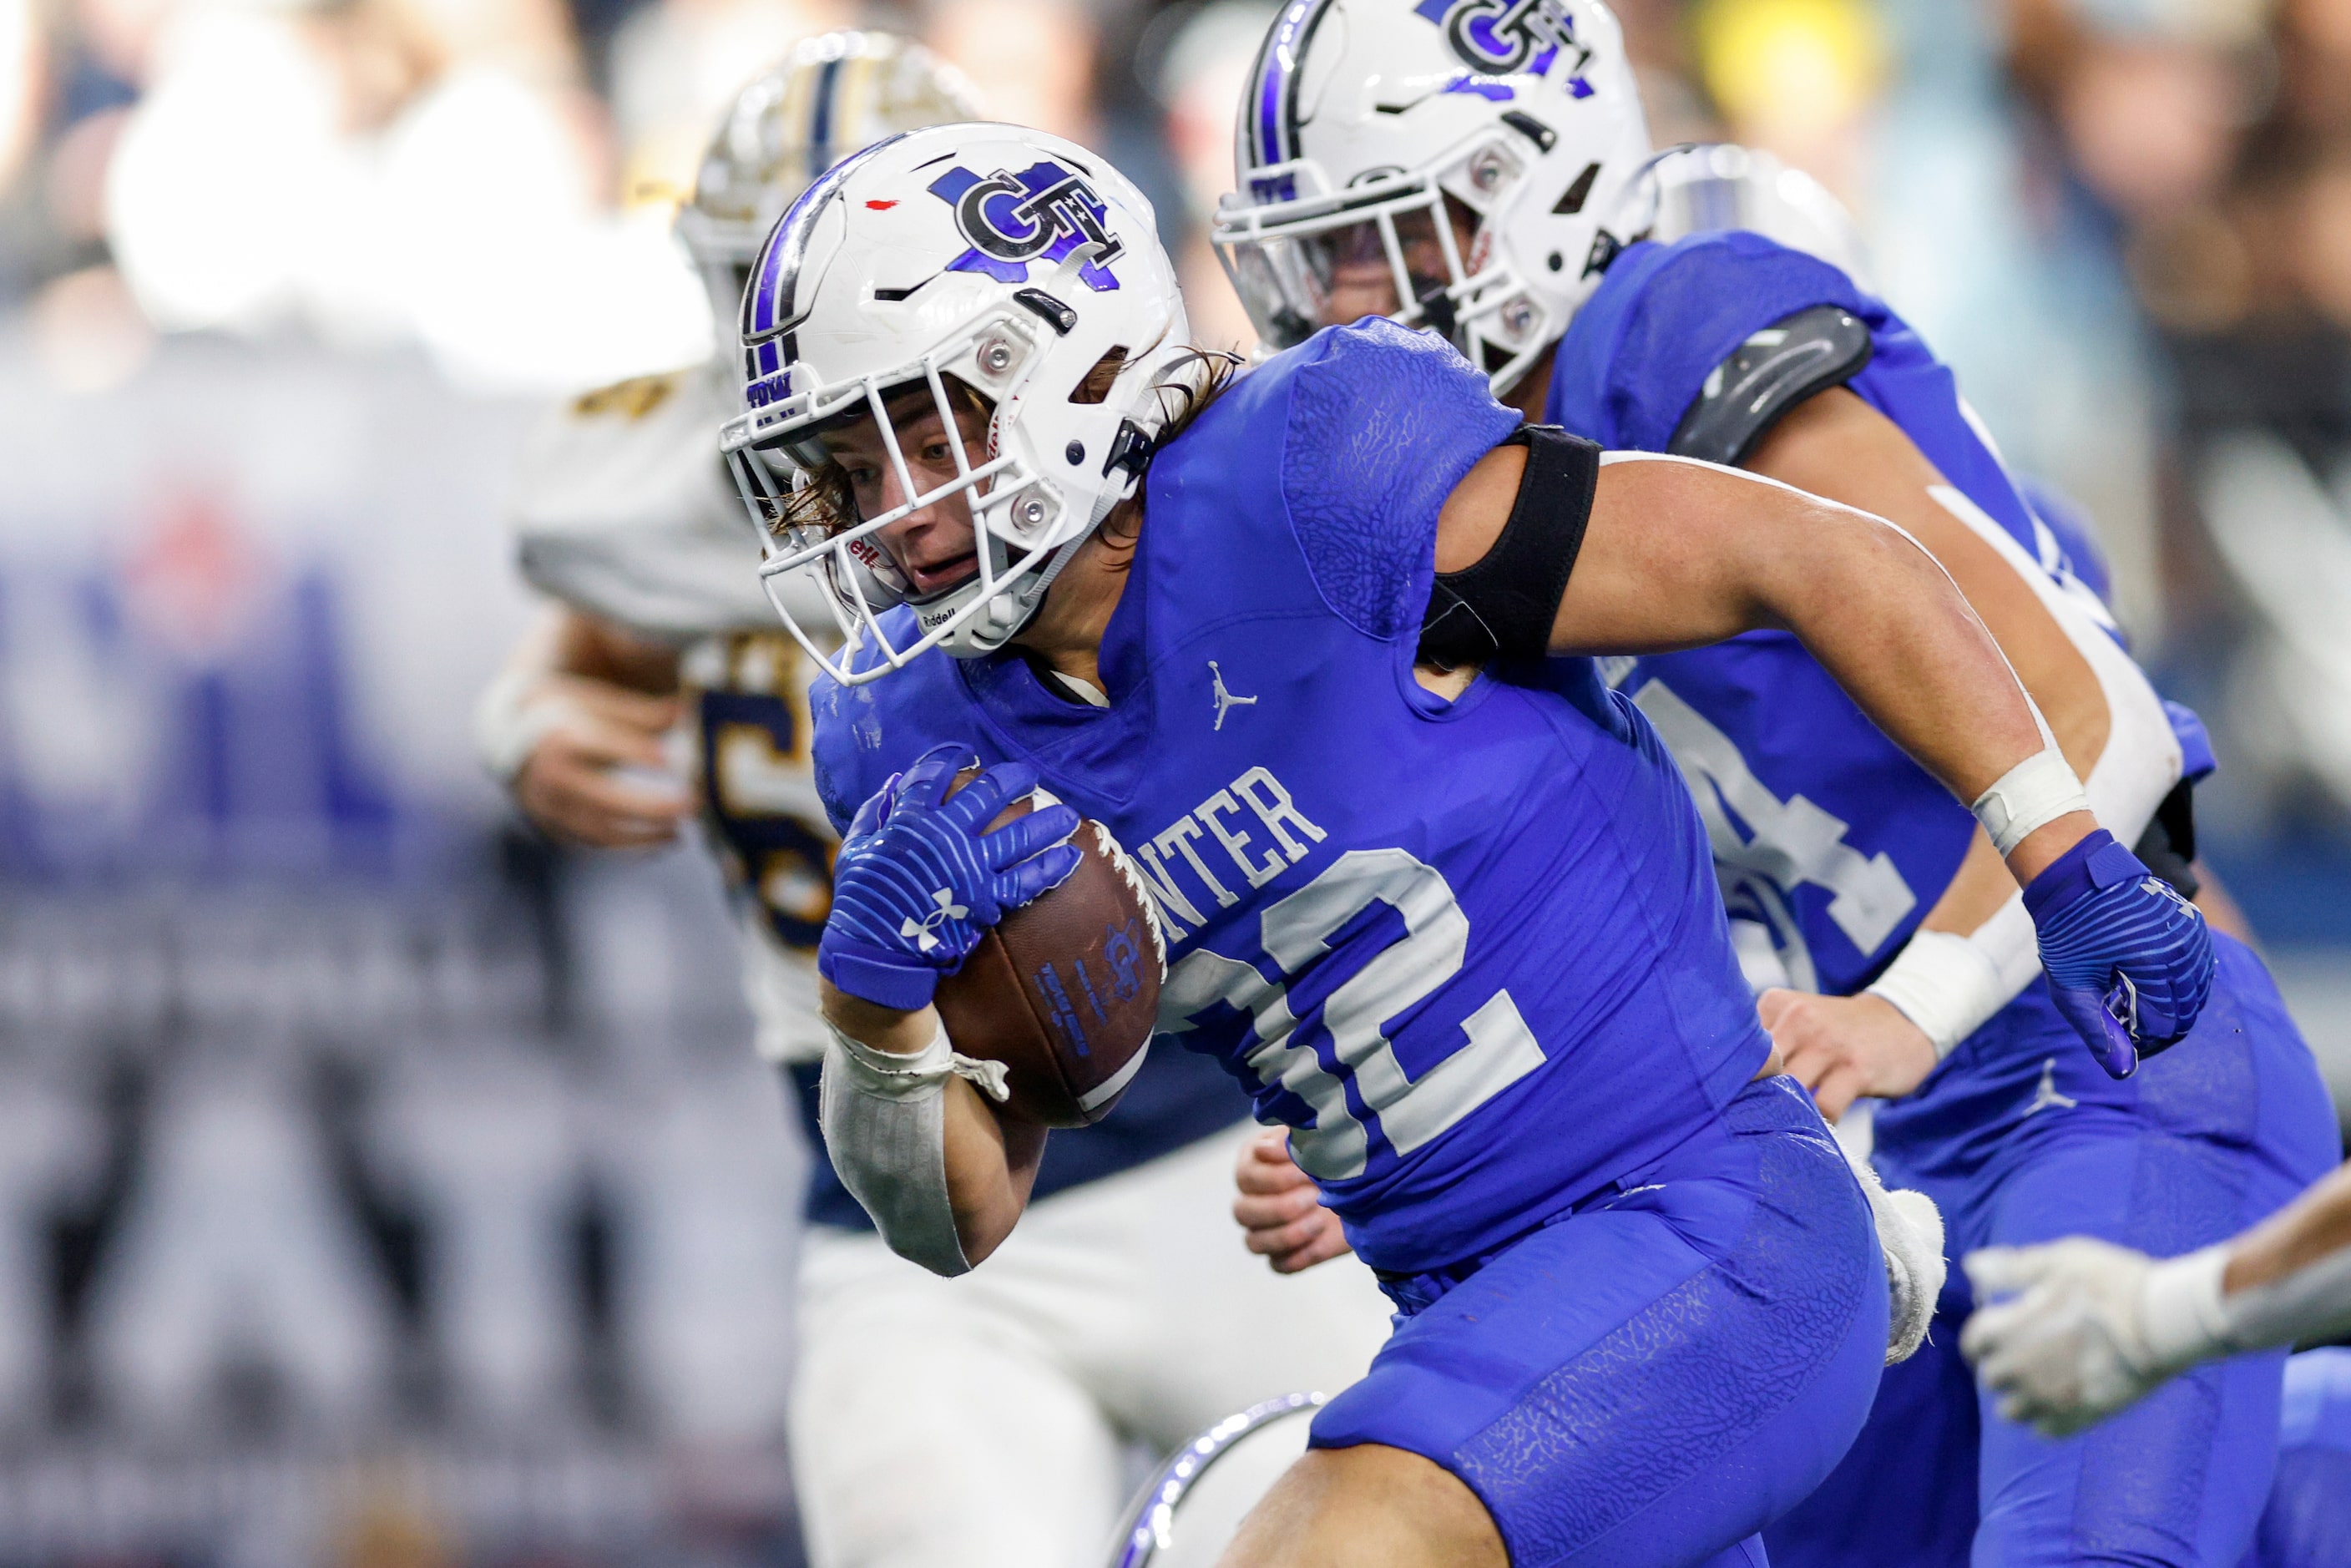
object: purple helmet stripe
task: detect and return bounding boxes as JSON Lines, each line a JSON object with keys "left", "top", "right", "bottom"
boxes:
{"left": 742, "top": 131, "right": 905, "bottom": 347}
{"left": 1246, "top": 0, "right": 1335, "bottom": 169}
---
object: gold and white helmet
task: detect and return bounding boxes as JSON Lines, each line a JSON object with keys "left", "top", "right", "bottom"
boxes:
{"left": 676, "top": 31, "right": 984, "bottom": 336}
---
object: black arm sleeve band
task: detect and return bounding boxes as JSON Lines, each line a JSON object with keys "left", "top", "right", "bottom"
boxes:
{"left": 2131, "top": 778, "right": 2201, "bottom": 900}
{"left": 1667, "top": 304, "right": 1874, "bottom": 467}
{"left": 1418, "top": 424, "right": 1601, "bottom": 667}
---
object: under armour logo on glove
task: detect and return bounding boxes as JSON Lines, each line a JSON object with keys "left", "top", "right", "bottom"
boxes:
{"left": 819, "top": 742, "right": 1084, "bottom": 1011}
{"left": 2024, "top": 829, "right": 2216, "bottom": 1080}
{"left": 902, "top": 889, "right": 970, "bottom": 952}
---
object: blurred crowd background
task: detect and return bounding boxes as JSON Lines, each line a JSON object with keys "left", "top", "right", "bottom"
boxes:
{"left": 0, "top": 0, "right": 2347, "bottom": 1563}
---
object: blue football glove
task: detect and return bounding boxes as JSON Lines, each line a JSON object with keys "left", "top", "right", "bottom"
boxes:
{"left": 2024, "top": 829, "right": 2216, "bottom": 1080}
{"left": 819, "top": 742, "right": 1084, "bottom": 1011}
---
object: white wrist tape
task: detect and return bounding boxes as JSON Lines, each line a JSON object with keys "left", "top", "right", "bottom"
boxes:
{"left": 1866, "top": 930, "right": 2004, "bottom": 1058}
{"left": 1972, "top": 748, "right": 2092, "bottom": 857}
{"left": 2217, "top": 1245, "right": 2351, "bottom": 1354}
{"left": 817, "top": 1018, "right": 1010, "bottom": 1278}
{"left": 1867, "top": 898, "right": 2042, "bottom": 1057}
{"left": 473, "top": 668, "right": 569, "bottom": 786}
{"left": 2138, "top": 1246, "right": 2233, "bottom": 1372}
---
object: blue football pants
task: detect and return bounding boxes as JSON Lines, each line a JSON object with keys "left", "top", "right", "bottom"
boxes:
{"left": 1767, "top": 938, "right": 2339, "bottom": 1567}
{"left": 1313, "top": 1077, "right": 1886, "bottom": 1568}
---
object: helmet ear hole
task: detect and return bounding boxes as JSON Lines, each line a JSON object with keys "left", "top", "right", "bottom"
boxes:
{"left": 1552, "top": 162, "right": 1602, "bottom": 215}
{"left": 1068, "top": 346, "right": 1130, "bottom": 405}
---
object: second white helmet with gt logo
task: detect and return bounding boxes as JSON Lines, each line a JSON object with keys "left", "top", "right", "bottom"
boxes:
{"left": 1213, "top": 0, "right": 1649, "bottom": 393}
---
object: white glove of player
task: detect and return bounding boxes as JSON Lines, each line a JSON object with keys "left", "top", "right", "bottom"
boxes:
{"left": 1960, "top": 1238, "right": 2232, "bottom": 1437}
{"left": 1839, "top": 1143, "right": 1947, "bottom": 1363}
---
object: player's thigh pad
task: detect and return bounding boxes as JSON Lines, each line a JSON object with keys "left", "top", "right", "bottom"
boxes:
{"left": 1310, "top": 1077, "right": 1887, "bottom": 1568}
{"left": 1972, "top": 1131, "right": 2307, "bottom": 1568}
{"left": 791, "top": 1226, "right": 1127, "bottom": 1568}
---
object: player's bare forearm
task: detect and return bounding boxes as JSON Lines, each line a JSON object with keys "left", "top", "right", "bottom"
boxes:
{"left": 1914, "top": 829, "right": 2019, "bottom": 938}
{"left": 488, "top": 609, "right": 691, "bottom": 846}
{"left": 550, "top": 607, "right": 685, "bottom": 694}
{"left": 1555, "top": 454, "right": 2090, "bottom": 882}
{"left": 2222, "top": 1162, "right": 2351, "bottom": 1297}
{"left": 819, "top": 981, "right": 1045, "bottom": 1263}
{"left": 1746, "top": 389, "right": 2110, "bottom": 781}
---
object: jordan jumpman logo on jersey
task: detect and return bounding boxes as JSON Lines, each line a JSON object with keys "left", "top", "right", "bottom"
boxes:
{"left": 2021, "top": 1057, "right": 2080, "bottom": 1117}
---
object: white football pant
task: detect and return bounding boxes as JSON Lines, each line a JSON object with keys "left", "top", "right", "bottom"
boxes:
{"left": 789, "top": 1122, "right": 1395, "bottom": 1568}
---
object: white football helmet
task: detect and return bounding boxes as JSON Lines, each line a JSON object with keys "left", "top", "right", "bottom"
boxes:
{"left": 1609, "top": 142, "right": 1878, "bottom": 295}
{"left": 719, "top": 124, "right": 1196, "bottom": 685}
{"left": 675, "top": 31, "right": 984, "bottom": 344}
{"left": 1212, "top": 0, "right": 1649, "bottom": 393}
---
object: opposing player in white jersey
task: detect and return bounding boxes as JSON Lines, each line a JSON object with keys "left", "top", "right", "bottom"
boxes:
{"left": 474, "top": 34, "right": 1393, "bottom": 1568}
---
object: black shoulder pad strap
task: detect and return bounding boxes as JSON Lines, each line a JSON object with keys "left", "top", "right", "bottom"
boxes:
{"left": 1419, "top": 425, "right": 1601, "bottom": 667}
{"left": 1667, "top": 304, "right": 1873, "bottom": 467}
{"left": 2131, "top": 779, "right": 2201, "bottom": 899}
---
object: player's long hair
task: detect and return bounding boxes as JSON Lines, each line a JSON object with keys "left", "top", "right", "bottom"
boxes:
{"left": 772, "top": 346, "right": 1239, "bottom": 573}
{"left": 1095, "top": 346, "right": 1239, "bottom": 568}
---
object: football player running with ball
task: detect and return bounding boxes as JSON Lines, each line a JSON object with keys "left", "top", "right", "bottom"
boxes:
{"left": 1212, "top": 3, "right": 2338, "bottom": 1565}
{"left": 724, "top": 115, "right": 2216, "bottom": 1568}
{"left": 477, "top": 35, "right": 1392, "bottom": 1568}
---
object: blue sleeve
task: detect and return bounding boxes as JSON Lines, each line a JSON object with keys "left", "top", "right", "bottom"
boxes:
{"left": 809, "top": 671, "right": 870, "bottom": 835}
{"left": 806, "top": 625, "right": 940, "bottom": 834}
{"left": 1550, "top": 232, "right": 1873, "bottom": 453}
{"left": 807, "top": 614, "right": 1027, "bottom": 832}
{"left": 1278, "top": 316, "right": 1520, "bottom": 641}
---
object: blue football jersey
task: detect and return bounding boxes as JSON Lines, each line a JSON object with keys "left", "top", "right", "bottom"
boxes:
{"left": 811, "top": 318, "right": 1772, "bottom": 1274}
{"left": 1550, "top": 232, "right": 2088, "bottom": 995}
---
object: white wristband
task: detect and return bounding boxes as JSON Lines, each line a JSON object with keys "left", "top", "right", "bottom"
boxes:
{"left": 472, "top": 668, "right": 569, "bottom": 786}
{"left": 1972, "top": 748, "right": 2091, "bottom": 857}
{"left": 824, "top": 1017, "right": 1012, "bottom": 1105}
{"left": 2138, "top": 1245, "right": 2233, "bottom": 1373}
{"left": 1865, "top": 930, "right": 2005, "bottom": 1057}
{"left": 817, "top": 1018, "right": 1010, "bottom": 1278}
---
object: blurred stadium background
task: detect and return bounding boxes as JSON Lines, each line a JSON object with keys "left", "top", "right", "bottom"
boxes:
{"left": 0, "top": 0, "right": 2345, "bottom": 1562}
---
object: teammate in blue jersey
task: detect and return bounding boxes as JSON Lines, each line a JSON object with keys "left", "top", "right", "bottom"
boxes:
{"left": 716, "top": 117, "right": 2212, "bottom": 1568}
{"left": 1212, "top": 3, "right": 2338, "bottom": 1565}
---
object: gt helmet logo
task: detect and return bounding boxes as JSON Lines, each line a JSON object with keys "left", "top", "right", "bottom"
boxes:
{"left": 1415, "top": 0, "right": 1593, "bottom": 92}
{"left": 928, "top": 159, "right": 1125, "bottom": 291}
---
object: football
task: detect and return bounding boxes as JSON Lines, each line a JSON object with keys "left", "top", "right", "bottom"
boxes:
{"left": 933, "top": 770, "right": 1170, "bottom": 1128}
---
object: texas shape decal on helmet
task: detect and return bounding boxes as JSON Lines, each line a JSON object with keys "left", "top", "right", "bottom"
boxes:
{"left": 928, "top": 160, "right": 1124, "bottom": 291}
{"left": 1414, "top": 0, "right": 1593, "bottom": 95}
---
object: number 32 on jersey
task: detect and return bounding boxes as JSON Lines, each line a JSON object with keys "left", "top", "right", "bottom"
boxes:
{"left": 1155, "top": 847, "right": 1546, "bottom": 1181}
